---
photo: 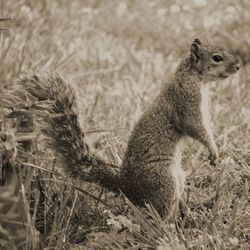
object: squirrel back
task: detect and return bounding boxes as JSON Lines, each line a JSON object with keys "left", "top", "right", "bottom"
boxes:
{"left": 8, "top": 38, "right": 240, "bottom": 218}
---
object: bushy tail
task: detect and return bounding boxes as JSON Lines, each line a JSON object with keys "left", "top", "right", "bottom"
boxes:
{"left": 12, "top": 73, "right": 121, "bottom": 191}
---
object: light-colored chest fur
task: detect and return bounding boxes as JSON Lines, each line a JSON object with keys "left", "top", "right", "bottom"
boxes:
{"left": 200, "top": 83, "right": 212, "bottom": 137}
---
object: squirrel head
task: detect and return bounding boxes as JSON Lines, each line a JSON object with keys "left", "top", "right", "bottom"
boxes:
{"left": 190, "top": 38, "right": 240, "bottom": 82}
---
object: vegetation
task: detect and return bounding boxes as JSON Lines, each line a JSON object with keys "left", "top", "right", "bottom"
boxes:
{"left": 0, "top": 0, "right": 249, "bottom": 249}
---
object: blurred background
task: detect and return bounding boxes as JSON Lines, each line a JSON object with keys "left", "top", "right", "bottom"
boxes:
{"left": 1, "top": 0, "right": 249, "bottom": 140}
{"left": 0, "top": 1, "right": 249, "bottom": 248}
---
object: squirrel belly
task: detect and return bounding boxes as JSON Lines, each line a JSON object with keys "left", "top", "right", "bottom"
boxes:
{"left": 169, "top": 138, "right": 186, "bottom": 203}
{"left": 200, "top": 84, "right": 212, "bottom": 139}
{"left": 8, "top": 38, "right": 240, "bottom": 218}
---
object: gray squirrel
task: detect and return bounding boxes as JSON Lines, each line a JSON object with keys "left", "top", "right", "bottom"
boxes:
{"left": 9, "top": 38, "right": 240, "bottom": 218}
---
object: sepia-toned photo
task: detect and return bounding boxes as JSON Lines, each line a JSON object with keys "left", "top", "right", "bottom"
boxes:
{"left": 0, "top": 1, "right": 249, "bottom": 249}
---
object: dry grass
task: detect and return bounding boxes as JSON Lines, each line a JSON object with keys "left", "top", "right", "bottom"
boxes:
{"left": 0, "top": 0, "right": 249, "bottom": 249}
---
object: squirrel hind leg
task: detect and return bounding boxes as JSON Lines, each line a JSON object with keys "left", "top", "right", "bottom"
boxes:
{"left": 148, "top": 173, "right": 176, "bottom": 218}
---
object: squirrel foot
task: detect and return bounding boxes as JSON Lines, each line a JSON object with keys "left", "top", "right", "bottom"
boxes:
{"left": 208, "top": 146, "right": 219, "bottom": 166}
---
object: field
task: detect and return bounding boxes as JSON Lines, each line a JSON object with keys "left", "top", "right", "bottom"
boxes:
{"left": 0, "top": 0, "right": 249, "bottom": 249}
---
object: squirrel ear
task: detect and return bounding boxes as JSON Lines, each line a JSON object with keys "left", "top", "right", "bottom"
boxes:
{"left": 193, "top": 38, "right": 202, "bottom": 45}
{"left": 190, "top": 40, "right": 202, "bottom": 62}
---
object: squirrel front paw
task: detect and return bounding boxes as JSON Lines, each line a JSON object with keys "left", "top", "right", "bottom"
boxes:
{"left": 208, "top": 146, "right": 219, "bottom": 166}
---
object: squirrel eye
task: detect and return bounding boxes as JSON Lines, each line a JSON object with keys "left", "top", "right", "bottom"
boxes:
{"left": 212, "top": 54, "right": 223, "bottom": 62}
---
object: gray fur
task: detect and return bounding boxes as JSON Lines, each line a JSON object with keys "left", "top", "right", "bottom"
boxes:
{"left": 12, "top": 39, "right": 240, "bottom": 218}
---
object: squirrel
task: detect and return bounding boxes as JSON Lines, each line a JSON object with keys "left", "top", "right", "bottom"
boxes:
{"left": 10, "top": 38, "right": 240, "bottom": 218}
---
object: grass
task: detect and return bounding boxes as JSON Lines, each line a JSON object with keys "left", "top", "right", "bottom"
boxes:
{"left": 0, "top": 0, "right": 249, "bottom": 249}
